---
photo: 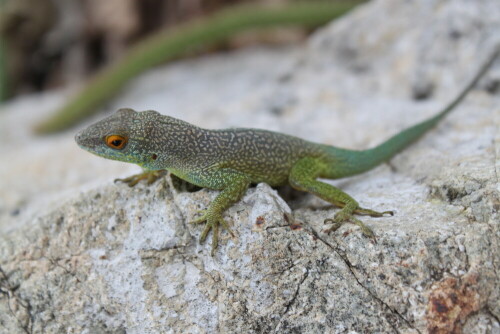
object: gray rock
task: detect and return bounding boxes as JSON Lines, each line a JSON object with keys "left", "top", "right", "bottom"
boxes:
{"left": 1, "top": 0, "right": 499, "bottom": 333}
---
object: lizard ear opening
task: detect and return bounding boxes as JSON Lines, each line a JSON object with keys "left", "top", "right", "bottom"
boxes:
{"left": 105, "top": 135, "right": 128, "bottom": 150}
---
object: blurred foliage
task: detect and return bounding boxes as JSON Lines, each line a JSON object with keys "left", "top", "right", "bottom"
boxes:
{"left": 0, "top": 0, "right": 364, "bottom": 100}
{"left": 0, "top": 0, "right": 56, "bottom": 99}
{"left": 0, "top": 0, "right": 253, "bottom": 98}
{"left": 35, "top": 1, "right": 364, "bottom": 134}
{"left": 0, "top": 31, "right": 6, "bottom": 102}
{"left": 0, "top": 0, "right": 5, "bottom": 100}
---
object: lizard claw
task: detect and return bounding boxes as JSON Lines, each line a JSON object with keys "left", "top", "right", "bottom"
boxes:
{"left": 190, "top": 210, "right": 234, "bottom": 256}
{"left": 190, "top": 210, "right": 209, "bottom": 224}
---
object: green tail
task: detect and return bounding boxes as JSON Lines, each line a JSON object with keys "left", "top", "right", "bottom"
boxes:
{"left": 328, "top": 45, "right": 499, "bottom": 178}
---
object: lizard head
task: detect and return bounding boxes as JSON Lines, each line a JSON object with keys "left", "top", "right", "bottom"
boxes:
{"left": 75, "top": 108, "right": 164, "bottom": 169}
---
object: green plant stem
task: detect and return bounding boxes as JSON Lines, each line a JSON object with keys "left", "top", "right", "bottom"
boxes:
{"left": 35, "top": 1, "right": 363, "bottom": 134}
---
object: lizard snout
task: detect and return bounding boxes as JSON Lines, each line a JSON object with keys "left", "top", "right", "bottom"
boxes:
{"left": 74, "top": 128, "right": 97, "bottom": 150}
{"left": 74, "top": 130, "right": 86, "bottom": 146}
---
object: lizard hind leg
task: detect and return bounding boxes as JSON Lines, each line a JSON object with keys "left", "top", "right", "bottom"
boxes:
{"left": 289, "top": 157, "right": 392, "bottom": 239}
{"left": 329, "top": 199, "right": 394, "bottom": 217}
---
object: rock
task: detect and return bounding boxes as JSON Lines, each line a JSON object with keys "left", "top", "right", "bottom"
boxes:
{"left": 1, "top": 0, "right": 499, "bottom": 333}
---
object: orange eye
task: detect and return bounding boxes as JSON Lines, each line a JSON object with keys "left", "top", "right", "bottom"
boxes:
{"left": 105, "top": 135, "right": 128, "bottom": 149}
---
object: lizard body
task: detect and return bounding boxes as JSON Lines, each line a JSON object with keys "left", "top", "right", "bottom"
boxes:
{"left": 75, "top": 47, "right": 499, "bottom": 255}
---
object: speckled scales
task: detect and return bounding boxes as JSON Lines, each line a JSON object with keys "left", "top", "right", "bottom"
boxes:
{"left": 74, "top": 46, "right": 498, "bottom": 253}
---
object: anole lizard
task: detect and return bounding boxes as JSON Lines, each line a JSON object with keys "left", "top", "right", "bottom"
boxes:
{"left": 75, "top": 47, "right": 499, "bottom": 255}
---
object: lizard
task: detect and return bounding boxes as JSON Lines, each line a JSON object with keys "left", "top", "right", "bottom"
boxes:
{"left": 75, "top": 46, "right": 499, "bottom": 256}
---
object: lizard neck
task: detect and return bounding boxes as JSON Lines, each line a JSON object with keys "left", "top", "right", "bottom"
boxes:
{"left": 145, "top": 118, "right": 219, "bottom": 172}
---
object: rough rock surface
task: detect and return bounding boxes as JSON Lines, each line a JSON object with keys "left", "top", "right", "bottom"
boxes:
{"left": 1, "top": 0, "right": 499, "bottom": 333}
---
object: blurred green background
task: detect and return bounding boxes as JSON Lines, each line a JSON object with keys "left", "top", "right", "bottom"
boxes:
{"left": 0, "top": 0, "right": 362, "bottom": 133}
{"left": 1, "top": 0, "right": 251, "bottom": 99}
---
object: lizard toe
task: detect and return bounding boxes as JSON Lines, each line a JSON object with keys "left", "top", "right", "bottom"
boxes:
{"left": 323, "top": 213, "right": 376, "bottom": 240}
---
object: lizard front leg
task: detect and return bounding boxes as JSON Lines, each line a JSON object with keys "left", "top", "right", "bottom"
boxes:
{"left": 189, "top": 168, "right": 250, "bottom": 256}
{"left": 115, "top": 170, "right": 167, "bottom": 187}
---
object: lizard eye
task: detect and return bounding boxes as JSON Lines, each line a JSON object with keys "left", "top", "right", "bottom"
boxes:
{"left": 105, "top": 135, "right": 128, "bottom": 150}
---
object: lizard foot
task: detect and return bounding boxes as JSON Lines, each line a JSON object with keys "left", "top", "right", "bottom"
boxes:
{"left": 115, "top": 170, "right": 167, "bottom": 187}
{"left": 354, "top": 207, "right": 394, "bottom": 217}
{"left": 190, "top": 210, "right": 234, "bottom": 256}
{"left": 324, "top": 211, "right": 376, "bottom": 240}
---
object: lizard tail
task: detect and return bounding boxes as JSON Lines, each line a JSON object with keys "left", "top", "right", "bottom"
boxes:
{"left": 324, "top": 44, "right": 499, "bottom": 179}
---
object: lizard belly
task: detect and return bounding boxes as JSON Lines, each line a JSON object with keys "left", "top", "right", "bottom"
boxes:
{"left": 229, "top": 160, "right": 293, "bottom": 187}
